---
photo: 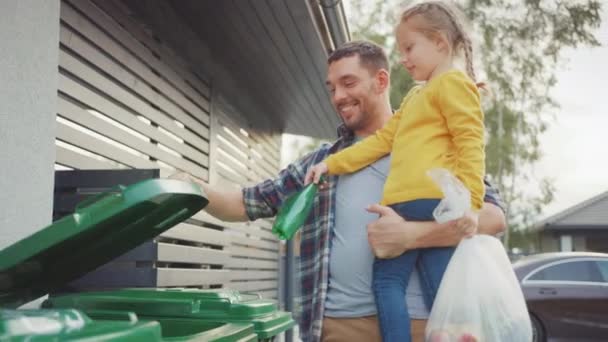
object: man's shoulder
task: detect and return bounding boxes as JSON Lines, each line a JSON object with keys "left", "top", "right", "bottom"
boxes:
{"left": 306, "top": 137, "right": 348, "bottom": 159}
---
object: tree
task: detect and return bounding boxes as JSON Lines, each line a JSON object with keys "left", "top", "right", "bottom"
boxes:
{"left": 346, "top": 0, "right": 602, "bottom": 249}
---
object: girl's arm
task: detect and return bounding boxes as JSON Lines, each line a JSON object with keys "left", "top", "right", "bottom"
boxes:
{"left": 439, "top": 72, "right": 485, "bottom": 211}
{"left": 323, "top": 110, "right": 402, "bottom": 175}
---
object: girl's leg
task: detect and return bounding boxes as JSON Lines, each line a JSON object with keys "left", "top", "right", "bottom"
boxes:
{"left": 417, "top": 246, "right": 456, "bottom": 310}
{"left": 372, "top": 199, "right": 441, "bottom": 342}
{"left": 373, "top": 249, "right": 419, "bottom": 342}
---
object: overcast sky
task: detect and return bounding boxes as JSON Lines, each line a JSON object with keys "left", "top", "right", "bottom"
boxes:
{"left": 535, "top": 7, "right": 608, "bottom": 218}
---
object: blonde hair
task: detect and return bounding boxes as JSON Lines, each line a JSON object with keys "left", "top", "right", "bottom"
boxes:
{"left": 399, "top": 1, "right": 482, "bottom": 87}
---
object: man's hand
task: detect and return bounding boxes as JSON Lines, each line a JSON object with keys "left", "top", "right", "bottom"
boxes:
{"left": 366, "top": 204, "right": 414, "bottom": 259}
{"left": 168, "top": 171, "right": 248, "bottom": 222}
{"left": 304, "top": 162, "right": 328, "bottom": 185}
{"left": 455, "top": 210, "right": 479, "bottom": 238}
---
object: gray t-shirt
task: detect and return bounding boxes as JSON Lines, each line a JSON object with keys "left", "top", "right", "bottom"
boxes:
{"left": 324, "top": 155, "right": 430, "bottom": 319}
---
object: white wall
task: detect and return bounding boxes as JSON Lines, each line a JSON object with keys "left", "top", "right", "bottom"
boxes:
{"left": 0, "top": 0, "right": 60, "bottom": 249}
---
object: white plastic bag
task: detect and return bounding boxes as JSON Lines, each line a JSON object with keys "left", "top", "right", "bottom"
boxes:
{"left": 425, "top": 235, "right": 533, "bottom": 342}
{"left": 427, "top": 168, "right": 471, "bottom": 224}
{"left": 425, "top": 168, "right": 532, "bottom": 341}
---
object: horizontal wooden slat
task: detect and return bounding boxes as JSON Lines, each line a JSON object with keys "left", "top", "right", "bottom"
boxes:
{"left": 226, "top": 258, "right": 278, "bottom": 269}
{"left": 228, "top": 271, "right": 278, "bottom": 281}
{"left": 56, "top": 120, "right": 156, "bottom": 169}
{"left": 250, "top": 136, "right": 281, "bottom": 167}
{"left": 188, "top": 212, "right": 276, "bottom": 241}
{"left": 69, "top": 0, "right": 211, "bottom": 108}
{"left": 216, "top": 152, "right": 256, "bottom": 183}
{"left": 61, "top": 2, "right": 210, "bottom": 119}
{"left": 56, "top": 144, "right": 117, "bottom": 170}
{"left": 218, "top": 118, "right": 280, "bottom": 169}
{"left": 255, "top": 220, "right": 274, "bottom": 231}
{"left": 255, "top": 290, "right": 278, "bottom": 300}
{"left": 160, "top": 223, "right": 230, "bottom": 247}
{"left": 215, "top": 144, "right": 275, "bottom": 182}
{"left": 247, "top": 160, "right": 274, "bottom": 182}
{"left": 58, "top": 49, "right": 210, "bottom": 151}
{"left": 215, "top": 113, "right": 280, "bottom": 169}
{"left": 58, "top": 74, "right": 209, "bottom": 166}
{"left": 57, "top": 96, "right": 209, "bottom": 179}
{"left": 215, "top": 163, "right": 249, "bottom": 186}
{"left": 157, "top": 243, "right": 230, "bottom": 266}
{"left": 157, "top": 268, "right": 230, "bottom": 287}
{"left": 230, "top": 235, "right": 278, "bottom": 251}
{"left": 229, "top": 281, "right": 278, "bottom": 292}
{"left": 59, "top": 11, "right": 210, "bottom": 132}
{"left": 226, "top": 246, "right": 279, "bottom": 260}
{"left": 249, "top": 154, "right": 280, "bottom": 179}
{"left": 224, "top": 225, "right": 276, "bottom": 241}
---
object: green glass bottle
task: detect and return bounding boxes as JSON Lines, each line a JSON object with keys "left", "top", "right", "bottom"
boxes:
{"left": 271, "top": 180, "right": 321, "bottom": 240}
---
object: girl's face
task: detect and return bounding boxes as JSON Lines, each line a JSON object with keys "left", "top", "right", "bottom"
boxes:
{"left": 396, "top": 17, "right": 450, "bottom": 82}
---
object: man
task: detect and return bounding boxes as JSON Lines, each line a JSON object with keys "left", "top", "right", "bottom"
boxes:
{"left": 177, "top": 41, "right": 505, "bottom": 342}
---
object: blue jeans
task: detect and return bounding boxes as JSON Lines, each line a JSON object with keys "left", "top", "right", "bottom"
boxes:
{"left": 372, "top": 199, "right": 455, "bottom": 342}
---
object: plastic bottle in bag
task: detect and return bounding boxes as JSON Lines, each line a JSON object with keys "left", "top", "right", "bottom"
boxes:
{"left": 271, "top": 180, "right": 321, "bottom": 240}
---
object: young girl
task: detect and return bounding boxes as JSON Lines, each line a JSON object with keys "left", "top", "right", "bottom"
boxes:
{"left": 306, "top": 1, "right": 485, "bottom": 341}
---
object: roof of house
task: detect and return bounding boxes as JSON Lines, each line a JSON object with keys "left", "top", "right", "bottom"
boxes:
{"left": 123, "top": 0, "right": 348, "bottom": 139}
{"left": 534, "top": 189, "right": 608, "bottom": 231}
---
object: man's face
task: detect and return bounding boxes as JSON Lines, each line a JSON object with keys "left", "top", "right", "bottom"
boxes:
{"left": 326, "top": 55, "right": 379, "bottom": 131}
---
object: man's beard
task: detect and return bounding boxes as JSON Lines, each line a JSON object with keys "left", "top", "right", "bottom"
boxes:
{"left": 344, "top": 110, "right": 371, "bottom": 132}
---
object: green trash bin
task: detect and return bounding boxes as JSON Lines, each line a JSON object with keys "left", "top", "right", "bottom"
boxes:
{"left": 0, "top": 179, "right": 259, "bottom": 341}
{"left": 0, "top": 308, "right": 163, "bottom": 341}
{"left": 45, "top": 288, "right": 296, "bottom": 341}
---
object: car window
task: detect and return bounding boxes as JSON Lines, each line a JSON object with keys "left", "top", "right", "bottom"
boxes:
{"left": 596, "top": 260, "right": 608, "bottom": 283}
{"left": 528, "top": 260, "right": 603, "bottom": 282}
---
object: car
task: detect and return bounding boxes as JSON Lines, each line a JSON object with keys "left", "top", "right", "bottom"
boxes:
{"left": 513, "top": 252, "right": 608, "bottom": 342}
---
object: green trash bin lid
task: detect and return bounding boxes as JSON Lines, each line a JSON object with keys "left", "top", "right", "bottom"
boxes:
{"left": 0, "top": 308, "right": 163, "bottom": 341}
{"left": 0, "top": 179, "right": 208, "bottom": 308}
{"left": 140, "top": 317, "right": 258, "bottom": 342}
{"left": 46, "top": 288, "right": 296, "bottom": 339}
{"left": 85, "top": 310, "right": 258, "bottom": 342}
{"left": 46, "top": 288, "right": 276, "bottom": 319}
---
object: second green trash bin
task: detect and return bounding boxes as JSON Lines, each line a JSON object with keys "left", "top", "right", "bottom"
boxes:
{"left": 45, "top": 288, "right": 295, "bottom": 341}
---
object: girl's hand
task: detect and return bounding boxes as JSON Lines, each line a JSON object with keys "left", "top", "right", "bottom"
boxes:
{"left": 456, "top": 210, "right": 479, "bottom": 238}
{"left": 305, "top": 162, "right": 329, "bottom": 185}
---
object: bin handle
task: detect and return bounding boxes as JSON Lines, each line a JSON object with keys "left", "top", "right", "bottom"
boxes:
{"left": 84, "top": 309, "right": 139, "bottom": 324}
{"left": 75, "top": 185, "right": 125, "bottom": 212}
{"left": 240, "top": 291, "right": 263, "bottom": 300}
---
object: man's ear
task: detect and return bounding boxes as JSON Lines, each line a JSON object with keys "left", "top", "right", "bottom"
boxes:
{"left": 375, "top": 69, "right": 390, "bottom": 94}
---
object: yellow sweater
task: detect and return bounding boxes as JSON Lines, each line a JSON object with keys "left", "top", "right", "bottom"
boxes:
{"left": 325, "top": 70, "right": 485, "bottom": 210}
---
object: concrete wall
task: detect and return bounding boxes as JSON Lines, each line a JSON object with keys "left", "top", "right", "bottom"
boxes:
{"left": 0, "top": 0, "right": 60, "bottom": 249}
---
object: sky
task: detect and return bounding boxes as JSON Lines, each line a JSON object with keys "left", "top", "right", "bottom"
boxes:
{"left": 534, "top": 8, "right": 608, "bottom": 218}
{"left": 282, "top": 1, "right": 608, "bottom": 221}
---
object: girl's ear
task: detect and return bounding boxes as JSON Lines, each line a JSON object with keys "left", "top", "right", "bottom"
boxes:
{"left": 433, "top": 31, "right": 450, "bottom": 53}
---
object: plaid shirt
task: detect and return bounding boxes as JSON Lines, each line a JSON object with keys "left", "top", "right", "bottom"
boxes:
{"left": 242, "top": 124, "right": 505, "bottom": 342}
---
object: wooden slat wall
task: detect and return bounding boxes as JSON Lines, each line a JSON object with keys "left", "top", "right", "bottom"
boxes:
{"left": 56, "top": 0, "right": 282, "bottom": 299}
{"left": 207, "top": 102, "right": 282, "bottom": 299}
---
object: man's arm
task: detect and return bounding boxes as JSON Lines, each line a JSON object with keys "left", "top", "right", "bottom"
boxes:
{"left": 170, "top": 145, "right": 321, "bottom": 223}
{"left": 170, "top": 173, "right": 248, "bottom": 221}
{"left": 367, "top": 202, "right": 506, "bottom": 259}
